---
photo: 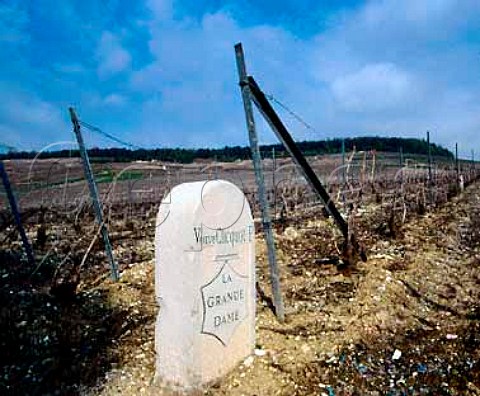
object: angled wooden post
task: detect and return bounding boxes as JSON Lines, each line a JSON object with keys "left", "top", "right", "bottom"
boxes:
{"left": 247, "top": 77, "right": 348, "bottom": 235}
{"left": 0, "top": 161, "right": 36, "bottom": 266}
{"left": 234, "top": 43, "right": 285, "bottom": 321}
{"left": 245, "top": 75, "right": 366, "bottom": 262}
{"left": 69, "top": 108, "right": 119, "bottom": 281}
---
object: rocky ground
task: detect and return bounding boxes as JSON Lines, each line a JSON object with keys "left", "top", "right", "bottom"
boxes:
{"left": 2, "top": 181, "right": 480, "bottom": 395}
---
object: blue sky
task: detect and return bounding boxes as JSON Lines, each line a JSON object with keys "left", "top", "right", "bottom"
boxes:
{"left": 1, "top": 0, "right": 480, "bottom": 157}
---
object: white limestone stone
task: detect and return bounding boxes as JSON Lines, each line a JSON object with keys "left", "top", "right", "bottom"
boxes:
{"left": 154, "top": 180, "right": 255, "bottom": 391}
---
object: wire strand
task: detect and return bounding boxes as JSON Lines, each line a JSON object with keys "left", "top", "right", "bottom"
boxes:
{"left": 79, "top": 121, "right": 143, "bottom": 150}
{"left": 265, "top": 93, "right": 319, "bottom": 137}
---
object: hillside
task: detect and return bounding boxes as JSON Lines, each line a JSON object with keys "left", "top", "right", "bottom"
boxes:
{"left": 0, "top": 136, "right": 453, "bottom": 164}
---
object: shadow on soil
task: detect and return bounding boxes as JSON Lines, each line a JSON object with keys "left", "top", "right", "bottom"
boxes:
{"left": 0, "top": 250, "right": 130, "bottom": 395}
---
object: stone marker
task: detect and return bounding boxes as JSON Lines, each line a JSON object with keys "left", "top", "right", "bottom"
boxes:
{"left": 155, "top": 180, "right": 255, "bottom": 391}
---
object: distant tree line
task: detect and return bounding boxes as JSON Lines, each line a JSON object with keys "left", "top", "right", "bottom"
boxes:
{"left": 0, "top": 136, "right": 453, "bottom": 163}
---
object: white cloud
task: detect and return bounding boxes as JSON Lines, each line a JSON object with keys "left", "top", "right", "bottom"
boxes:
{"left": 344, "top": 0, "right": 478, "bottom": 43}
{"left": 103, "top": 93, "right": 127, "bottom": 107}
{"left": 53, "top": 63, "right": 86, "bottom": 74}
{"left": 96, "top": 31, "right": 131, "bottom": 78}
{"left": 331, "top": 63, "right": 419, "bottom": 112}
{"left": 146, "top": 0, "right": 173, "bottom": 22}
{"left": 0, "top": 1, "right": 29, "bottom": 44}
{"left": 0, "top": 84, "right": 69, "bottom": 150}
{"left": 361, "top": 0, "right": 457, "bottom": 26}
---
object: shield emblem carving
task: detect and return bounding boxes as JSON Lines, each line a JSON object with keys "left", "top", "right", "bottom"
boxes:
{"left": 201, "top": 261, "right": 248, "bottom": 346}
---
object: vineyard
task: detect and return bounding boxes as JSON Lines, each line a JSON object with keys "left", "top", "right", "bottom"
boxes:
{"left": 1, "top": 149, "right": 480, "bottom": 394}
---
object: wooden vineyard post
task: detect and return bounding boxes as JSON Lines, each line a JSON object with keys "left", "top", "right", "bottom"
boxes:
{"left": 214, "top": 155, "right": 219, "bottom": 179}
{"left": 272, "top": 147, "right": 277, "bottom": 219}
{"left": 426, "top": 131, "right": 433, "bottom": 205}
{"left": 398, "top": 146, "right": 404, "bottom": 191}
{"left": 472, "top": 149, "right": 475, "bottom": 180}
{"left": 69, "top": 108, "right": 119, "bottom": 281}
{"left": 342, "top": 138, "right": 346, "bottom": 186}
{"left": 234, "top": 43, "right": 285, "bottom": 321}
{"left": 341, "top": 138, "right": 346, "bottom": 207}
{"left": 455, "top": 142, "right": 459, "bottom": 188}
{"left": 0, "top": 161, "right": 36, "bottom": 266}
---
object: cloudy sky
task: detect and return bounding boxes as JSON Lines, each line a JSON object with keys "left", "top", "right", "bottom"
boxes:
{"left": 1, "top": 0, "right": 480, "bottom": 157}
